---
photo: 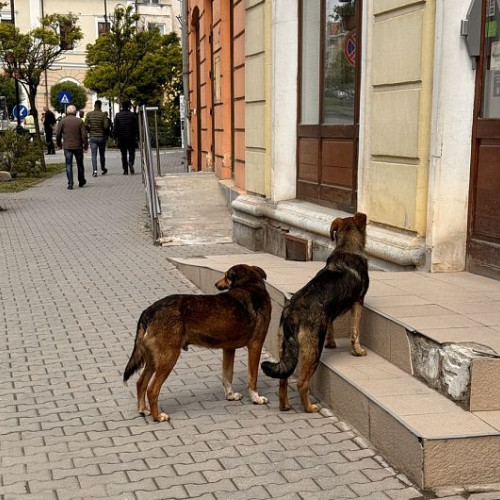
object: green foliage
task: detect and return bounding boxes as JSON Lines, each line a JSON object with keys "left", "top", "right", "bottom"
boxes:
{"left": 0, "top": 12, "right": 83, "bottom": 170}
{"left": 85, "top": 6, "right": 182, "bottom": 108}
{"left": 0, "top": 75, "right": 17, "bottom": 115}
{"left": 50, "top": 81, "right": 88, "bottom": 113}
{"left": 0, "top": 128, "right": 43, "bottom": 175}
{"left": 332, "top": 0, "right": 355, "bottom": 21}
{"left": 85, "top": 5, "right": 182, "bottom": 145}
{"left": 85, "top": 5, "right": 149, "bottom": 103}
{"left": 149, "top": 105, "right": 181, "bottom": 148}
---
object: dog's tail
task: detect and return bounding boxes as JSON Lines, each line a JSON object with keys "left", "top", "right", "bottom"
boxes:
{"left": 261, "top": 321, "right": 299, "bottom": 379}
{"left": 123, "top": 316, "right": 147, "bottom": 383}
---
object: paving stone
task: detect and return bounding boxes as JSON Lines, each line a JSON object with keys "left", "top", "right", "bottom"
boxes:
{"left": 0, "top": 151, "right": 469, "bottom": 500}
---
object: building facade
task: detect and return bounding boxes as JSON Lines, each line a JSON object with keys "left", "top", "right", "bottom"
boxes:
{"left": 3, "top": 0, "right": 181, "bottom": 113}
{"left": 186, "top": 0, "right": 500, "bottom": 280}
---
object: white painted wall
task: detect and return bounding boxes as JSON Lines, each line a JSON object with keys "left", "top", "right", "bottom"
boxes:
{"left": 271, "top": 0, "right": 298, "bottom": 202}
{"left": 426, "top": 1, "right": 476, "bottom": 271}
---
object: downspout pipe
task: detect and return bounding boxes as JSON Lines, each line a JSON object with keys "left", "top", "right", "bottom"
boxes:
{"left": 180, "top": 0, "right": 191, "bottom": 169}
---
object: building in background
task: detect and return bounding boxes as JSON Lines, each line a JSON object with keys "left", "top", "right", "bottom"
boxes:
{"left": 1, "top": 0, "right": 181, "bottom": 113}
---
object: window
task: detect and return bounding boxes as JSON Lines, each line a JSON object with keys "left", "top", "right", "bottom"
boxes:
{"left": 60, "top": 21, "right": 74, "bottom": 50}
{"left": 300, "top": 0, "right": 357, "bottom": 126}
{"left": 148, "top": 22, "right": 165, "bottom": 34}
{"left": 98, "top": 21, "right": 110, "bottom": 37}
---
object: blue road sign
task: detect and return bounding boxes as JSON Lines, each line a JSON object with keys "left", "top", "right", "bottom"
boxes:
{"left": 13, "top": 104, "right": 28, "bottom": 120}
{"left": 58, "top": 91, "right": 72, "bottom": 104}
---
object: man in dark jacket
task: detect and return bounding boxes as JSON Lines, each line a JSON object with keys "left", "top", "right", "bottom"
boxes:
{"left": 113, "top": 100, "right": 139, "bottom": 175}
{"left": 56, "top": 105, "right": 89, "bottom": 190}
{"left": 43, "top": 106, "right": 57, "bottom": 154}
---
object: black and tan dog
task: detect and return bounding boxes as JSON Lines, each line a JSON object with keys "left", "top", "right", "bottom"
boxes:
{"left": 261, "top": 212, "right": 369, "bottom": 413}
{"left": 124, "top": 264, "right": 271, "bottom": 422}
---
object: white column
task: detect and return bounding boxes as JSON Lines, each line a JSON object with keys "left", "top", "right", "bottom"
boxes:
{"left": 271, "top": 0, "right": 298, "bottom": 202}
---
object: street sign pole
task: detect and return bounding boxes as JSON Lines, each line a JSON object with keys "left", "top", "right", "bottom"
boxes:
{"left": 10, "top": 0, "right": 22, "bottom": 128}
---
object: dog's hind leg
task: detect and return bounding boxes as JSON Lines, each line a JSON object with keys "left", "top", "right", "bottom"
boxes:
{"left": 350, "top": 302, "right": 366, "bottom": 356}
{"left": 222, "top": 349, "right": 242, "bottom": 401}
{"left": 136, "top": 361, "right": 155, "bottom": 415}
{"left": 279, "top": 378, "right": 291, "bottom": 411}
{"left": 247, "top": 342, "right": 268, "bottom": 405}
{"left": 147, "top": 349, "right": 181, "bottom": 422}
{"left": 297, "top": 328, "right": 321, "bottom": 413}
{"left": 324, "top": 321, "right": 336, "bottom": 349}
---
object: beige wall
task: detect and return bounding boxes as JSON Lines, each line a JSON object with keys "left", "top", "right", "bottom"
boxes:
{"left": 245, "top": 0, "right": 271, "bottom": 197}
{"left": 361, "top": 0, "right": 435, "bottom": 236}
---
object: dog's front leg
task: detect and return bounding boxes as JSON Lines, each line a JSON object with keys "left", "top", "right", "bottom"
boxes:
{"left": 247, "top": 343, "right": 268, "bottom": 405}
{"left": 350, "top": 301, "right": 367, "bottom": 356}
{"left": 324, "top": 321, "right": 336, "bottom": 349}
{"left": 222, "top": 349, "right": 242, "bottom": 401}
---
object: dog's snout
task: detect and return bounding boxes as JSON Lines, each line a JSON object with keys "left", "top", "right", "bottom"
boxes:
{"left": 215, "top": 276, "right": 230, "bottom": 290}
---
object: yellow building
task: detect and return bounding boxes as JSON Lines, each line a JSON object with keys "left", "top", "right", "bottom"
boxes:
{"left": 3, "top": 0, "right": 180, "bottom": 113}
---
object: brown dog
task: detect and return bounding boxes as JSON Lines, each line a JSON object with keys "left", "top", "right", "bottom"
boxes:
{"left": 123, "top": 264, "right": 272, "bottom": 422}
{"left": 261, "top": 213, "right": 369, "bottom": 413}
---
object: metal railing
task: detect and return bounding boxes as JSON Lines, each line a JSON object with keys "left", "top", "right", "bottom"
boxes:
{"left": 138, "top": 105, "right": 162, "bottom": 243}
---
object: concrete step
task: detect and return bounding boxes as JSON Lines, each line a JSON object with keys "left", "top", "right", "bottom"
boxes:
{"left": 169, "top": 253, "right": 500, "bottom": 489}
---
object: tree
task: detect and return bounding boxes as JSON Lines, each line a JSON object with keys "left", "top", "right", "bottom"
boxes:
{"left": 50, "top": 81, "right": 88, "bottom": 114}
{"left": 132, "top": 32, "right": 182, "bottom": 107}
{"left": 85, "top": 5, "right": 160, "bottom": 104}
{"left": 0, "top": 74, "right": 17, "bottom": 116}
{"left": 0, "top": 7, "right": 83, "bottom": 168}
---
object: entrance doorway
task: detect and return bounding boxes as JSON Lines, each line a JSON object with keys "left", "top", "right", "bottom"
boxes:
{"left": 468, "top": 0, "right": 500, "bottom": 278}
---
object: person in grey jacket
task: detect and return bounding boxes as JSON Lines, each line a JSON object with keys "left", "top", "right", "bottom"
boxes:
{"left": 56, "top": 105, "right": 89, "bottom": 190}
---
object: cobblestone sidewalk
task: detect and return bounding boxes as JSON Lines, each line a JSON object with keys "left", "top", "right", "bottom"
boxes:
{"left": 0, "top": 151, "right": 480, "bottom": 500}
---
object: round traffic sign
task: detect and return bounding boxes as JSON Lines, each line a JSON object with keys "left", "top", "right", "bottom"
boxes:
{"left": 13, "top": 104, "right": 28, "bottom": 120}
{"left": 343, "top": 29, "right": 356, "bottom": 67}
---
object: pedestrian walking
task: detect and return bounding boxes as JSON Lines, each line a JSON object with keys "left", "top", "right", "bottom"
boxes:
{"left": 85, "top": 100, "right": 109, "bottom": 177}
{"left": 43, "top": 106, "right": 57, "bottom": 154}
{"left": 56, "top": 104, "right": 88, "bottom": 190}
{"left": 114, "top": 100, "right": 139, "bottom": 175}
{"left": 23, "top": 110, "right": 36, "bottom": 140}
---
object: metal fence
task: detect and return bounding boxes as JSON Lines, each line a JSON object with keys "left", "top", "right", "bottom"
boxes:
{"left": 138, "top": 105, "right": 162, "bottom": 243}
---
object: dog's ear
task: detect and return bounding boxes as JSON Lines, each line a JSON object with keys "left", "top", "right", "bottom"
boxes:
{"left": 330, "top": 218, "right": 343, "bottom": 241}
{"left": 252, "top": 266, "right": 267, "bottom": 281}
{"left": 353, "top": 212, "right": 367, "bottom": 230}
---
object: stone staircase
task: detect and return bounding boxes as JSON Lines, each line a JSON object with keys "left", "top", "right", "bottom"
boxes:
{"left": 169, "top": 253, "right": 500, "bottom": 490}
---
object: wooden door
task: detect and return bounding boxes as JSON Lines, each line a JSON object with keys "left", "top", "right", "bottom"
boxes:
{"left": 297, "top": 0, "right": 361, "bottom": 212}
{"left": 468, "top": 0, "right": 500, "bottom": 278}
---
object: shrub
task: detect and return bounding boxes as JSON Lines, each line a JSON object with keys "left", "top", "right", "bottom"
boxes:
{"left": 0, "top": 128, "right": 43, "bottom": 175}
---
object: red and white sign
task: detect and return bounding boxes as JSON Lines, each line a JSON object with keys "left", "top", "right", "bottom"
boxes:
{"left": 343, "top": 29, "right": 356, "bottom": 66}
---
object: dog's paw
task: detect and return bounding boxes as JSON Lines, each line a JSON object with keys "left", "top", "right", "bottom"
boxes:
{"left": 351, "top": 346, "right": 367, "bottom": 356}
{"left": 139, "top": 407, "right": 151, "bottom": 416}
{"left": 226, "top": 391, "right": 243, "bottom": 401}
{"left": 324, "top": 340, "right": 337, "bottom": 349}
{"left": 252, "top": 395, "right": 269, "bottom": 405}
{"left": 305, "top": 403, "right": 320, "bottom": 413}
{"left": 154, "top": 412, "right": 170, "bottom": 422}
